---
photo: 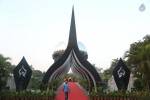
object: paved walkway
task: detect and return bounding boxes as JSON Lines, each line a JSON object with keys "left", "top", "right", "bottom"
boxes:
{"left": 55, "top": 82, "right": 89, "bottom": 100}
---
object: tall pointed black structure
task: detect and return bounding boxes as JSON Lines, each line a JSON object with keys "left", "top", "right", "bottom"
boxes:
{"left": 13, "top": 56, "right": 32, "bottom": 90}
{"left": 113, "top": 58, "right": 130, "bottom": 90}
{"left": 42, "top": 7, "right": 101, "bottom": 90}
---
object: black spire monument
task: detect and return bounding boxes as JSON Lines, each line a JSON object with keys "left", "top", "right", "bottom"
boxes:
{"left": 42, "top": 7, "right": 101, "bottom": 90}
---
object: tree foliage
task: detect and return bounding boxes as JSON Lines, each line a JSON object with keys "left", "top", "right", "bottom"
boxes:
{"left": 125, "top": 35, "right": 150, "bottom": 91}
{"left": 103, "top": 58, "right": 119, "bottom": 83}
{"left": 0, "top": 54, "right": 12, "bottom": 86}
{"left": 28, "top": 70, "right": 44, "bottom": 89}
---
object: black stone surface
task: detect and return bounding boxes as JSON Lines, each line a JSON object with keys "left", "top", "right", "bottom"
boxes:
{"left": 13, "top": 57, "right": 32, "bottom": 90}
{"left": 113, "top": 58, "right": 130, "bottom": 90}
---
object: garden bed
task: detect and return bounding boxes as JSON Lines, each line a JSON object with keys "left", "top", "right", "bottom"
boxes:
{"left": 0, "top": 90, "right": 56, "bottom": 100}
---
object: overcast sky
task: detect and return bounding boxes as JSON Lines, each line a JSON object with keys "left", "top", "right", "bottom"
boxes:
{"left": 0, "top": 0, "right": 150, "bottom": 72}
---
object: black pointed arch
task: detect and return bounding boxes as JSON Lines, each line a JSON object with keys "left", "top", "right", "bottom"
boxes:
{"left": 42, "top": 7, "right": 101, "bottom": 90}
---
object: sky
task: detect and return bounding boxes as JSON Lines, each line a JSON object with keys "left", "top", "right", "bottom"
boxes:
{"left": 0, "top": 0, "right": 150, "bottom": 72}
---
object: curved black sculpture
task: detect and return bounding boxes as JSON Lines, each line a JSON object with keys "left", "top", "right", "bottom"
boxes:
{"left": 13, "top": 56, "right": 32, "bottom": 90}
{"left": 42, "top": 7, "right": 101, "bottom": 90}
{"left": 113, "top": 58, "right": 130, "bottom": 90}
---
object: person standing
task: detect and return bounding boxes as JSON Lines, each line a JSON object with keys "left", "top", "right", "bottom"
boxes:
{"left": 63, "top": 81, "right": 69, "bottom": 100}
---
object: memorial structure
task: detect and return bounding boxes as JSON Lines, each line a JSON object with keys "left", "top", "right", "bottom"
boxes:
{"left": 42, "top": 8, "right": 101, "bottom": 90}
{"left": 13, "top": 57, "right": 32, "bottom": 90}
{"left": 113, "top": 58, "right": 130, "bottom": 90}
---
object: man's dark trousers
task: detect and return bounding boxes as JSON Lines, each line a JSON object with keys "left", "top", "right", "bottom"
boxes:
{"left": 65, "top": 92, "right": 68, "bottom": 100}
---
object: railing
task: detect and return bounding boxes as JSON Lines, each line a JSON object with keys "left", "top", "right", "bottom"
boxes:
{"left": 0, "top": 96, "right": 55, "bottom": 100}
{"left": 0, "top": 90, "right": 56, "bottom": 100}
{"left": 89, "top": 96, "right": 150, "bottom": 100}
